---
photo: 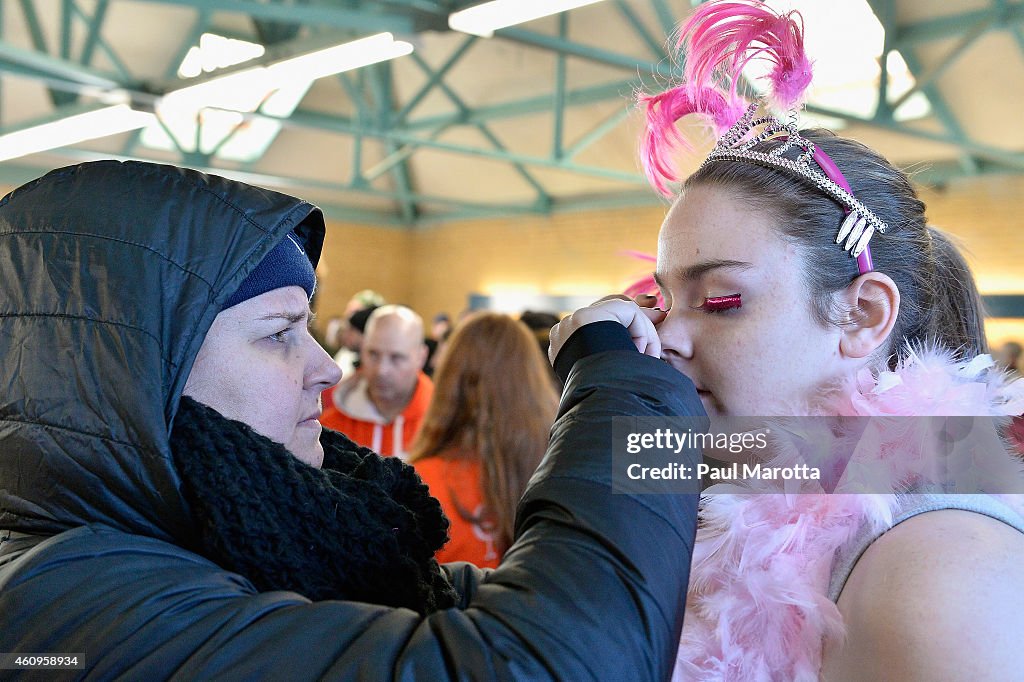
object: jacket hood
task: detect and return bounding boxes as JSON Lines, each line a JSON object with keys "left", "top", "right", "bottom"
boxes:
{"left": 0, "top": 160, "right": 324, "bottom": 543}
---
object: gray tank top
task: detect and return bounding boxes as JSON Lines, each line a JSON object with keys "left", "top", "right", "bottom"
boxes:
{"left": 828, "top": 494, "right": 1024, "bottom": 601}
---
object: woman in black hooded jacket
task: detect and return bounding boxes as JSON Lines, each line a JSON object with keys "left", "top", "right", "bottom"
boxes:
{"left": 0, "top": 160, "right": 702, "bottom": 680}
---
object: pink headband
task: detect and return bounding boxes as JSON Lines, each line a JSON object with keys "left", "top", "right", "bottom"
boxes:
{"left": 812, "top": 146, "right": 874, "bottom": 274}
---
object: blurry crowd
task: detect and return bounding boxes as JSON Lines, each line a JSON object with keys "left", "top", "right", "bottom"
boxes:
{"left": 317, "top": 290, "right": 562, "bottom": 568}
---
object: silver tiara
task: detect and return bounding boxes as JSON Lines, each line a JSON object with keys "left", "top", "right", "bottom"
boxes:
{"left": 700, "top": 102, "right": 887, "bottom": 261}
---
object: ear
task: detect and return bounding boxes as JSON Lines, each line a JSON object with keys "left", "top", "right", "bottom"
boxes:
{"left": 837, "top": 272, "right": 900, "bottom": 360}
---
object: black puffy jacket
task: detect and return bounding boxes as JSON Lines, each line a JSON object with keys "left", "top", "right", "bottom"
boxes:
{"left": 0, "top": 160, "right": 702, "bottom": 680}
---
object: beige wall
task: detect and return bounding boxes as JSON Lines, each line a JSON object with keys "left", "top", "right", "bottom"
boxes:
{"left": 409, "top": 206, "right": 665, "bottom": 320}
{"left": 317, "top": 204, "right": 667, "bottom": 325}
{"left": 316, "top": 176, "right": 1024, "bottom": 347}
{"left": 919, "top": 176, "right": 1024, "bottom": 347}
{"left": 920, "top": 176, "right": 1023, "bottom": 295}
{"left": 315, "top": 222, "right": 414, "bottom": 322}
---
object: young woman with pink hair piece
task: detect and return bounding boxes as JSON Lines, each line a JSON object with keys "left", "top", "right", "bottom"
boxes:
{"left": 550, "top": 1, "right": 1024, "bottom": 678}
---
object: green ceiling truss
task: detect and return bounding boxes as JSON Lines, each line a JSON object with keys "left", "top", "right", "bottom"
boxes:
{"left": 0, "top": 0, "right": 1022, "bottom": 226}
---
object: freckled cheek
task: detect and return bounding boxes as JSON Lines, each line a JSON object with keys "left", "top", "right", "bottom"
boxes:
{"left": 701, "top": 316, "right": 747, "bottom": 354}
{"left": 288, "top": 350, "right": 308, "bottom": 389}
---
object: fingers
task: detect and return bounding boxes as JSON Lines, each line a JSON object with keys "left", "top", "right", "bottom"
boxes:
{"left": 548, "top": 297, "right": 664, "bottom": 363}
{"left": 640, "top": 306, "right": 667, "bottom": 325}
{"left": 597, "top": 293, "right": 633, "bottom": 303}
{"left": 621, "top": 303, "right": 662, "bottom": 358}
{"left": 633, "top": 293, "right": 659, "bottom": 308}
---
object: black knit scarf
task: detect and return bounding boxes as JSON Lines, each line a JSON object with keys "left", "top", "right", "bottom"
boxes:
{"left": 169, "top": 396, "right": 458, "bottom": 615}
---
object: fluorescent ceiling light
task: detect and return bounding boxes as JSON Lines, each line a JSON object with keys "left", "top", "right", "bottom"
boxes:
{"left": 0, "top": 31, "right": 410, "bottom": 165}
{"left": 266, "top": 33, "right": 413, "bottom": 82}
{"left": 178, "top": 33, "right": 266, "bottom": 78}
{"left": 144, "top": 32, "right": 411, "bottom": 163}
{"left": 159, "top": 67, "right": 274, "bottom": 112}
{"left": 163, "top": 32, "right": 412, "bottom": 109}
{"left": 449, "top": 0, "right": 609, "bottom": 38}
{"left": 0, "top": 104, "right": 155, "bottom": 162}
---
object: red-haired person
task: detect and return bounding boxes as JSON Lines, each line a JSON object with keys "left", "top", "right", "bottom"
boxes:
{"left": 410, "top": 313, "right": 558, "bottom": 568}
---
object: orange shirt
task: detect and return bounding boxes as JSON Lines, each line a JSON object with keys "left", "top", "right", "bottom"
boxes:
{"left": 321, "top": 372, "right": 433, "bottom": 459}
{"left": 412, "top": 455, "right": 501, "bottom": 568}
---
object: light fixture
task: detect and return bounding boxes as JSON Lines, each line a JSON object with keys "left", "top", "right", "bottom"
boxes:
{"left": 149, "top": 32, "right": 412, "bottom": 162}
{"left": 0, "top": 103, "right": 155, "bottom": 163}
{"left": 265, "top": 32, "right": 413, "bottom": 82}
{"left": 449, "top": 0, "right": 609, "bottom": 38}
{"left": 0, "top": 32, "right": 412, "bottom": 165}
{"left": 161, "top": 32, "right": 413, "bottom": 109}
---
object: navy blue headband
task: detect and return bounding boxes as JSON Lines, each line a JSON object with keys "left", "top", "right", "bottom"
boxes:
{"left": 223, "top": 231, "right": 316, "bottom": 310}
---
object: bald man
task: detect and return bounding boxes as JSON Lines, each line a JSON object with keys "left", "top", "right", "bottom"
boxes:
{"left": 320, "top": 305, "right": 433, "bottom": 459}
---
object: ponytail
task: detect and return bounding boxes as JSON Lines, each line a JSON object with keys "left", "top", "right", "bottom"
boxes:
{"left": 923, "top": 227, "right": 987, "bottom": 359}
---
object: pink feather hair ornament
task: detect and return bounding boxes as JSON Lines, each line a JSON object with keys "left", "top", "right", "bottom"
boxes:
{"left": 639, "top": 0, "right": 814, "bottom": 199}
{"left": 680, "top": 1, "right": 813, "bottom": 111}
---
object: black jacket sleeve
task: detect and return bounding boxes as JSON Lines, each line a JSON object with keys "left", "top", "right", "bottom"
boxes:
{"left": 0, "top": 325, "right": 702, "bottom": 681}
{"left": 552, "top": 319, "right": 637, "bottom": 384}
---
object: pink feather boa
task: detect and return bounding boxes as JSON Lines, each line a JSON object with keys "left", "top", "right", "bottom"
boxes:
{"left": 674, "top": 349, "right": 1024, "bottom": 681}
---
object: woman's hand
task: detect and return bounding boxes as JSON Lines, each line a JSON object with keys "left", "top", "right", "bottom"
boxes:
{"left": 548, "top": 295, "right": 667, "bottom": 364}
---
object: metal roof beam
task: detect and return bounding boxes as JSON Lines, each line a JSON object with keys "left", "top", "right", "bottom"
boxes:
{"left": 564, "top": 105, "right": 632, "bottom": 160}
{"left": 136, "top": 0, "right": 417, "bottom": 34}
{"left": 615, "top": 0, "right": 665, "bottom": 58}
{"left": 995, "top": 0, "right": 1024, "bottom": 60}
{"left": 898, "top": 47, "right": 979, "bottom": 173}
{"left": 0, "top": 42, "right": 131, "bottom": 90}
{"left": 871, "top": 0, "right": 895, "bottom": 119}
{"left": 363, "top": 123, "right": 452, "bottom": 182}
{"left": 406, "top": 50, "right": 552, "bottom": 206}
{"left": 805, "top": 103, "right": 1024, "bottom": 171}
{"left": 72, "top": 0, "right": 133, "bottom": 81}
{"left": 552, "top": 13, "right": 568, "bottom": 161}
{"left": 649, "top": 0, "right": 679, "bottom": 36}
{"left": 406, "top": 79, "right": 637, "bottom": 130}
{"left": 76, "top": 0, "right": 106, "bottom": 64}
{"left": 474, "top": 122, "right": 553, "bottom": 208}
{"left": 0, "top": 100, "right": 110, "bottom": 135}
{"left": 494, "top": 27, "right": 677, "bottom": 78}
{"left": 0, "top": 7, "right": 4, "bottom": 120}
{"left": 393, "top": 34, "right": 475, "bottom": 126}
{"left": 368, "top": 62, "right": 418, "bottom": 224}
{"left": 120, "top": 8, "right": 210, "bottom": 156}
{"left": 889, "top": 19, "right": 990, "bottom": 113}
{"left": 866, "top": 0, "right": 978, "bottom": 170}
{"left": 894, "top": 3, "right": 1024, "bottom": 46}
{"left": 22, "top": 0, "right": 67, "bottom": 106}
{"left": 18, "top": 0, "right": 48, "bottom": 56}
{"left": 377, "top": 0, "right": 450, "bottom": 13}
{"left": 283, "top": 108, "right": 647, "bottom": 183}
{"left": 60, "top": 0, "right": 72, "bottom": 62}
{"left": 15, "top": 145, "right": 551, "bottom": 221}
{"left": 337, "top": 71, "right": 373, "bottom": 121}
